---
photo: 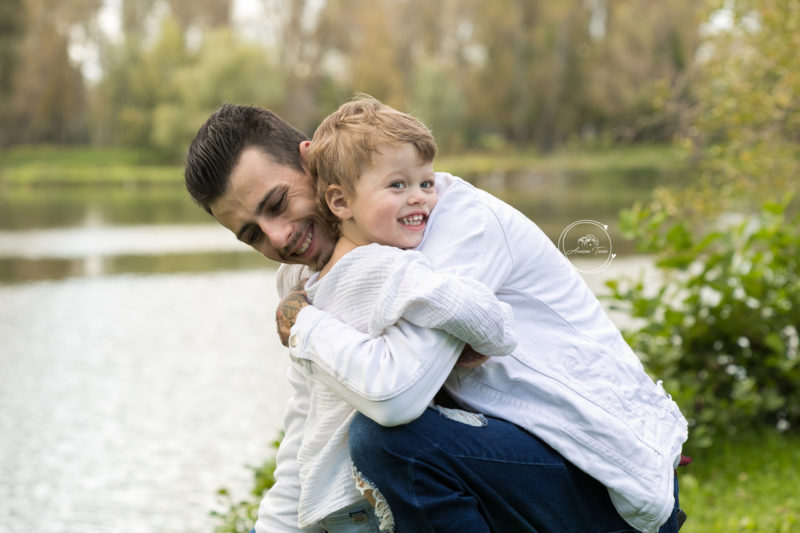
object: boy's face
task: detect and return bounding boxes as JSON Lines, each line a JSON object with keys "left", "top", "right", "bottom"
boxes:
{"left": 343, "top": 143, "right": 437, "bottom": 249}
{"left": 209, "top": 146, "right": 336, "bottom": 270}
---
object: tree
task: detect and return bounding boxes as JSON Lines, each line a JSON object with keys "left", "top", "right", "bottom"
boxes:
{"left": 94, "top": 13, "right": 285, "bottom": 160}
{"left": 610, "top": 0, "right": 800, "bottom": 446}
{"left": 0, "top": 0, "right": 26, "bottom": 145}
{"left": 4, "top": 0, "right": 101, "bottom": 144}
{"left": 582, "top": 0, "right": 704, "bottom": 143}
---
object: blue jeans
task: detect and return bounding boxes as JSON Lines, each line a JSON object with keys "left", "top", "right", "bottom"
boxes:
{"left": 349, "top": 407, "right": 681, "bottom": 533}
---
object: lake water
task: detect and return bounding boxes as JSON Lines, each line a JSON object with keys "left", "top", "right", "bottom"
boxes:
{"left": 0, "top": 178, "right": 658, "bottom": 532}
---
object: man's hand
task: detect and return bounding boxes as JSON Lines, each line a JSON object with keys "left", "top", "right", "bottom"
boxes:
{"left": 276, "top": 278, "right": 309, "bottom": 346}
{"left": 456, "top": 344, "right": 490, "bottom": 368}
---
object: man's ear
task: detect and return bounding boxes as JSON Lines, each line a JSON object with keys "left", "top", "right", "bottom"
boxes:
{"left": 298, "top": 141, "right": 311, "bottom": 165}
{"left": 325, "top": 185, "right": 352, "bottom": 220}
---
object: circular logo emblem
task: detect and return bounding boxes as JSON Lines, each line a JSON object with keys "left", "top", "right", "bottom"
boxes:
{"left": 558, "top": 219, "right": 615, "bottom": 274}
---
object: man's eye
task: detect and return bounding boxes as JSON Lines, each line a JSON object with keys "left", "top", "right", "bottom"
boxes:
{"left": 268, "top": 193, "right": 286, "bottom": 215}
{"left": 246, "top": 228, "right": 262, "bottom": 245}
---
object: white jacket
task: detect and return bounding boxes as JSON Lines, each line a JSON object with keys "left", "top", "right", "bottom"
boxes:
{"left": 257, "top": 173, "right": 687, "bottom": 533}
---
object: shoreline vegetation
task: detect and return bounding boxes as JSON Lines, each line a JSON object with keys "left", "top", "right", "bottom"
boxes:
{"left": 213, "top": 425, "right": 800, "bottom": 533}
{"left": 0, "top": 143, "right": 683, "bottom": 188}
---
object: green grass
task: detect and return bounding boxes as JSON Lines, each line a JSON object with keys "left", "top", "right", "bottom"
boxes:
{"left": 0, "top": 144, "right": 682, "bottom": 187}
{"left": 679, "top": 429, "right": 800, "bottom": 532}
{"left": 209, "top": 427, "right": 800, "bottom": 533}
{"left": 0, "top": 145, "right": 182, "bottom": 186}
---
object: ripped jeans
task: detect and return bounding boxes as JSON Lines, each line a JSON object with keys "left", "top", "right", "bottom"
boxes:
{"left": 349, "top": 407, "right": 682, "bottom": 533}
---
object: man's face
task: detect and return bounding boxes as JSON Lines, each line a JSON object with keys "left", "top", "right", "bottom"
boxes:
{"left": 209, "top": 146, "right": 336, "bottom": 270}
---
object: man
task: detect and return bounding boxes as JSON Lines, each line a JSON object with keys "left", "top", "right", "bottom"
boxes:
{"left": 185, "top": 103, "right": 687, "bottom": 533}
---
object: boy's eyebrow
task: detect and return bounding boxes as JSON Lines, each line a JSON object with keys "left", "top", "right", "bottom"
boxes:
{"left": 234, "top": 186, "right": 283, "bottom": 241}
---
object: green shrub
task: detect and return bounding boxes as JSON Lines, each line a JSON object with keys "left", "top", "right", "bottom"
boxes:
{"left": 211, "top": 435, "right": 281, "bottom": 533}
{"left": 608, "top": 198, "right": 800, "bottom": 448}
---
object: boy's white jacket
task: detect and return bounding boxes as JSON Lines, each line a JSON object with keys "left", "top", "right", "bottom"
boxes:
{"left": 257, "top": 173, "right": 688, "bottom": 533}
{"left": 284, "top": 244, "right": 519, "bottom": 528}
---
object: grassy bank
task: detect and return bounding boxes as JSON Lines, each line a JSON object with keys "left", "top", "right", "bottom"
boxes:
{"left": 436, "top": 143, "right": 685, "bottom": 178}
{"left": 0, "top": 144, "right": 682, "bottom": 187}
{"left": 0, "top": 146, "right": 182, "bottom": 186}
{"left": 212, "top": 428, "right": 800, "bottom": 533}
{"left": 678, "top": 428, "right": 800, "bottom": 532}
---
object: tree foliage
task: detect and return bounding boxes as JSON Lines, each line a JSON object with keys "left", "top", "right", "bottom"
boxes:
{"left": 94, "top": 15, "right": 284, "bottom": 160}
{"left": 610, "top": 0, "right": 800, "bottom": 447}
{"left": 1, "top": 0, "right": 706, "bottom": 153}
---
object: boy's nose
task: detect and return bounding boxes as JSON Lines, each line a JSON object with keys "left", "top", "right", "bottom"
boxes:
{"left": 407, "top": 189, "right": 425, "bottom": 204}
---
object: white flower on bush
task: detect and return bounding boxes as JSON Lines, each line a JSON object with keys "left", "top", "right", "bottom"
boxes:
{"left": 782, "top": 325, "right": 798, "bottom": 360}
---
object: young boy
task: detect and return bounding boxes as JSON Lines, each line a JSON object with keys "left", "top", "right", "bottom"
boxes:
{"left": 291, "top": 97, "right": 520, "bottom": 531}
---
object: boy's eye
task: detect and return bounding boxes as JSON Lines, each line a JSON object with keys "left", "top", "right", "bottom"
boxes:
{"left": 389, "top": 182, "right": 405, "bottom": 189}
{"left": 421, "top": 180, "right": 434, "bottom": 189}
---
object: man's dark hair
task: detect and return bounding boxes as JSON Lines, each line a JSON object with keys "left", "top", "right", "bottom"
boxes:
{"left": 184, "top": 104, "right": 308, "bottom": 214}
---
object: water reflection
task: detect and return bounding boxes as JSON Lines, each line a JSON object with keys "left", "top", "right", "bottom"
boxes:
{"left": 0, "top": 176, "right": 654, "bottom": 284}
{"left": 0, "top": 186, "right": 210, "bottom": 230}
{"left": 0, "top": 270, "right": 292, "bottom": 533}
{"left": 0, "top": 224, "right": 270, "bottom": 282}
{"left": 0, "top": 252, "right": 272, "bottom": 283}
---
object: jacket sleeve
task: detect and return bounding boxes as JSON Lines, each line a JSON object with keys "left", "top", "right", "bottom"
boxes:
{"left": 254, "top": 363, "right": 322, "bottom": 533}
{"left": 368, "top": 250, "right": 517, "bottom": 358}
{"left": 289, "top": 309, "right": 463, "bottom": 426}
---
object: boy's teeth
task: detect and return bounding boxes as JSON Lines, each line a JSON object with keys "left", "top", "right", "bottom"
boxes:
{"left": 401, "top": 215, "right": 425, "bottom": 226}
{"left": 296, "top": 230, "right": 312, "bottom": 255}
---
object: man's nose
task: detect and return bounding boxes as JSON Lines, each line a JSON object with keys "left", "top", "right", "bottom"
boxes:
{"left": 258, "top": 218, "right": 293, "bottom": 251}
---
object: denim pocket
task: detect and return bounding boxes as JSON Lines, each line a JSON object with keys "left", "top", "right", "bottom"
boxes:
{"left": 318, "top": 504, "right": 383, "bottom": 533}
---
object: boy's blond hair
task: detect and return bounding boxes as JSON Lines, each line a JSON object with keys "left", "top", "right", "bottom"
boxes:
{"left": 306, "top": 95, "right": 437, "bottom": 235}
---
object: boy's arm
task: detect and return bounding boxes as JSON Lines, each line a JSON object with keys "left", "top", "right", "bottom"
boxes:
{"left": 287, "top": 308, "right": 463, "bottom": 426}
{"left": 368, "top": 249, "right": 517, "bottom": 358}
{"left": 254, "top": 364, "right": 322, "bottom": 533}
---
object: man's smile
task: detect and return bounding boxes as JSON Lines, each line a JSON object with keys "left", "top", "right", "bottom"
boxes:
{"left": 287, "top": 224, "right": 314, "bottom": 258}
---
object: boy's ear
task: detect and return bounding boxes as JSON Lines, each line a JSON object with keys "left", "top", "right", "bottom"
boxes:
{"left": 325, "top": 185, "right": 352, "bottom": 219}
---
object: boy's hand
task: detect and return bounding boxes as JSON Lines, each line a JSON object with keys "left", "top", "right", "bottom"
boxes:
{"left": 276, "top": 278, "right": 309, "bottom": 346}
{"left": 456, "top": 344, "right": 490, "bottom": 368}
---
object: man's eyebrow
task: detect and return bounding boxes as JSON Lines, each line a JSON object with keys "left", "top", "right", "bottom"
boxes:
{"left": 234, "top": 186, "right": 284, "bottom": 241}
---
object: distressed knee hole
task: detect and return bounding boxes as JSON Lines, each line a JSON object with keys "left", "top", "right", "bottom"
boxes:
{"left": 434, "top": 405, "right": 487, "bottom": 427}
{"left": 352, "top": 464, "right": 395, "bottom": 532}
